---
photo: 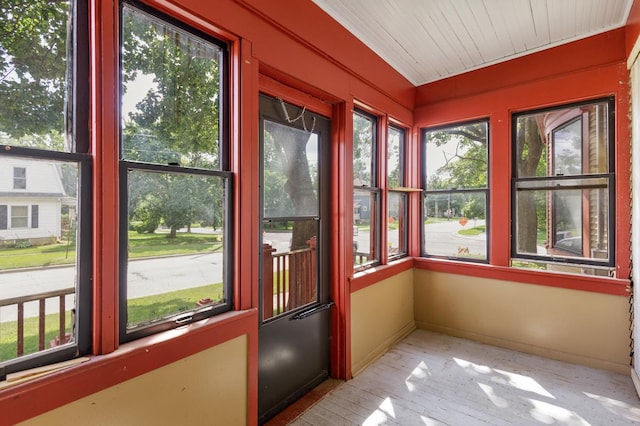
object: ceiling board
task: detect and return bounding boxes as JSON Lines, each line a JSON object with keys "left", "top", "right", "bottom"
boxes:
{"left": 312, "top": 0, "right": 634, "bottom": 86}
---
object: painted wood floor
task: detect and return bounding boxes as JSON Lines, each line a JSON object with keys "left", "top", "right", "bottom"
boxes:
{"left": 290, "top": 330, "right": 640, "bottom": 425}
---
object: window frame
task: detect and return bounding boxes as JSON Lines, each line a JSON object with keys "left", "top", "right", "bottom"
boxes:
{"left": 353, "top": 108, "right": 381, "bottom": 270}
{"left": 387, "top": 124, "right": 408, "bottom": 260}
{"left": 0, "top": 0, "right": 92, "bottom": 379}
{"left": 510, "top": 97, "right": 615, "bottom": 270}
{"left": 117, "top": 1, "right": 233, "bottom": 343}
{"left": 13, "top": 167, "right": 27, "bottom": 190}
{"left": 421, "top": 119, "right": 490, "bottom": 263}
{"left": 10, "top": 205, "right": 29, "bottom": 229}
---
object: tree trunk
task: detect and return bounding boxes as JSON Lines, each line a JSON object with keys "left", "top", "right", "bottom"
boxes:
{"left": 271, "top": 126, "right": 318, "bottom": 250}
{"left": 516, "top": 116, "right": 545, "bottom": 253}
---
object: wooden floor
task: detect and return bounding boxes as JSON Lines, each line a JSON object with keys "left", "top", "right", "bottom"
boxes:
{"left": 289, "top": 330, "right": 640, "bottom": 425}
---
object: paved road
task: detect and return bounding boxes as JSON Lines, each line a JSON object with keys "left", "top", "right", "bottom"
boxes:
{"left": 0, "top": 252, "right": 224, "bottom": 322}
{"left": 424, "top": 219, "right": 487, "bottom": 258}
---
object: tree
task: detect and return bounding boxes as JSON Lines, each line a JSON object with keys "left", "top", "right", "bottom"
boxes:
{"left": 515, "top": 116, "right": 546, "bottom": 253}
{"left": 0, "top": 0, "right": 70, "bottom": 146}
{"left": 263, "top": 120, "right": 318, "bottom": 250}
{"left": 426, "top": 123, "right": 487, "bottom": 191}
{"left": 121, "top": 6, "right": 224, "bottom": 236}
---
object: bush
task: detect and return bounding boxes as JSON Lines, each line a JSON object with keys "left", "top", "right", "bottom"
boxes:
{"left": 14, "top": 239, "right": 33, "bottom": 249}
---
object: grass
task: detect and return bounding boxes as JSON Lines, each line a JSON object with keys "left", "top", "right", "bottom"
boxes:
{"left": 0, "top": 230, "right": 222, "bottom": 271}
{"left": 0, "top": 283, "right": 223, "bottom": 362}
{"left": 0, "top": 311, "right": 73, "bottom": 363}
{"left": 127, "top": 282, "right": 223, "bottom": 327}
{"left": 458, "top": 225, "right": 486, "bottom": 236}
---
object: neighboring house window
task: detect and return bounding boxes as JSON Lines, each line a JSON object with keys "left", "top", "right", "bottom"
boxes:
{"left": 119, "top": 3, "right": 232, "bottom": 341}
{"left": 13, "top": 167, "right": 26, "bottom": 189}
{"left": 0, "top": 0, "right": 91, "bottom": 377}
{"left": 11, "top": 206, "right": 29, "bottom": 228}
{"left": 387, "top": 125, "right": 408, "bottom": 259}
{"left": 422, "top": 120, "right": 489, "bottom": 261}
{"left": 353, "top": 109, "right": 380, "bottom": 269}
{"left": 511, "top": 98, "right": 614, "bottom": 275}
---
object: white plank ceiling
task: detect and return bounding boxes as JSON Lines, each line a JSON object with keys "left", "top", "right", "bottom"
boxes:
{"left": 312, "top": 0, "right": 634, "bottom": 86}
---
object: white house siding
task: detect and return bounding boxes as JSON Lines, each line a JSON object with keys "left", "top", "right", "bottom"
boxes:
{"left": 0, "top": 157, "right": 67, "bottom": 243}
{"left": 0, "top": 197, "right": 62, "bottom": 240}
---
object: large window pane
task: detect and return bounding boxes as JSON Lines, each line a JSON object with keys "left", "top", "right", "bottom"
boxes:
{"left": 0, "top": 0, "right": 89, "bottom": 375}
{"left": 125, "top": 169, "right": 227, "bottom": 330}
{"left": 423, "top": 191, "right": 487, "bottom": 259}
{"left": 354, "top": 188, "right": 379, "bottom": 266}
{"left": 512, "top": 99, "right": 614, "bottom": 273}
{"left": 353, "top": 109, "right": 380, "bottom": 269}
{"left": 425, "top": 122, "right": 488, "bottom": 190}
{"left": 0, "top": 1, "right": 72, "bottom": 152}
{"left": 263, "top": 120, "right": 319, "bottom": 218}
{"left": 353, "top": 112, "right": 374, "bottom": 186}
{"left": 121, "top": 4, "right": 224, "bottom": 170}
{"left": 423, "top": 120, "right": 489, "bottom": 261}
{"left": 513, "top": 181, "right": 610, "bottom": 262}
{"left": 387, "top": 126, "right": 403, "bottom": 188}
{"left": 120, "top": 4, "right": 230, "bottom": 340}
{"left": 387, "top": 191, "right": 407, "bottom": 257}
{"left": 0, "top": 158, "right": 79, "bottom": 362}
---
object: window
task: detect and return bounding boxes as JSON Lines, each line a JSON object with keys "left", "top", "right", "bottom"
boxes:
{"left": 387, "top": 125, "right": 408, "bottom": 259}
{"left": 353, "top": 110, "right": 380, "bottom": 268}
{"left": 119, "top": 3, "right": 232, "bottom": 341}
{"left": 0, "top": 0, "right": 91, "bottom": 378}
{"left": 11, "top": 206, "right": 28, "bottom": 228}
{"left": 13, "top": 167, "right": 26, "bottom": 189}
{"left": 422, "top": 120, "right": 489, "bottom": 261}
{"left": 512, "top": 98, "right": 614, "bottom": 275}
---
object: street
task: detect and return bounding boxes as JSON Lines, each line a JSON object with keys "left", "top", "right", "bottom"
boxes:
{"left": 0, "top": 252, "right": 224, "bottom": 322}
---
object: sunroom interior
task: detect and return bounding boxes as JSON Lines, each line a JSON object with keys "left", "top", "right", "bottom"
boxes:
{"left": 2, "top": 0, "right": 640, "bottom": 424}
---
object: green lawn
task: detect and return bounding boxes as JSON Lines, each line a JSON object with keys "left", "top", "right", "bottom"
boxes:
{"left": 458, "top": 225, "right": 486, "bottom": 236}
{"left": 0, "top": 282, "right": 223, "bottom": 362}
{"left": 0, "top": 230, "right": 222, "bottom": 271}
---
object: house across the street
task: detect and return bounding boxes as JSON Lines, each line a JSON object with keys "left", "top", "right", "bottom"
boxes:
{"left": 0, "top": 156, "right": 72, "bottom": 246}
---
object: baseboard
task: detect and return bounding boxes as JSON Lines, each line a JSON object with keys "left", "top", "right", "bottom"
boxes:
{"left": 416, "top": 321, "right": 629, "bottom": 375}
{"left": 351, "top": 320, "right": 416, "bottom": 377}
{"left": 632, "top": 367, "right": 640, "bottom": 398}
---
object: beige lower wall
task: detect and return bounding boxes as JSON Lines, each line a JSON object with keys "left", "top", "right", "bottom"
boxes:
{"left": 21, "top": 335, "right": 248, "bottom": 425}
{"left": 351, "top": 269, "right": 416, "bottom": 376}
{"left": 414, "top": 270, "right": 630, "bottom": 374}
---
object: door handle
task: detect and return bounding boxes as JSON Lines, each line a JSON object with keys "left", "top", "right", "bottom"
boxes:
{"left": 290, "top": 302, "right": 334, "bottom": 320}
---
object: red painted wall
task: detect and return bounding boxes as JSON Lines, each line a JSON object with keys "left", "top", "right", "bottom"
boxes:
{"left": 1, "top": 0, "right": 635, "bottom": 423}
{"left": 627, "top": 0, "right": 640, "bottom": 56}
{"left": 1, "top": 0, "right": 414, "bottom": 423}
{"left": 414, "top": 29, "right": 631, "bottom": 296}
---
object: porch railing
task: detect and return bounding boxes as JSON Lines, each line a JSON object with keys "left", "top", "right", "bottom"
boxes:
{"left": 0, "top": 287, "right": 74, "bottom": 358}
{"left": 263, "top": 237, "right": 316, "bottom": 320}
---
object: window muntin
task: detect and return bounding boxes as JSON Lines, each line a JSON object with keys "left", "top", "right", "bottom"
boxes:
{"left": 422, "top": 120, "right": 489, "bottom": 261}
{"left": 119, "top": 3, "right": 231, "bottom": 341}
{"left": 387, "top": 125, "right": 407, "bottom": 259}
{"left": 13, "top": 167, "right": 26, "bottom": 189}
{"left": 0, "top": 1, "right": 91, "bottom": 376}
{"left": 353, "top": 110, "right": 380, "bottom": 268}
{"left": 512, "top": 99, "right": 614, "bottom": 273}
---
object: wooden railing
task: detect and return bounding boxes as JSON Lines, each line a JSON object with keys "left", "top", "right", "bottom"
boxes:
{"left": 263, "top": 237, "right": 316, "bottom": 320}
{"left": 0, "top": 287, "right": 74, "bottom": 358}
